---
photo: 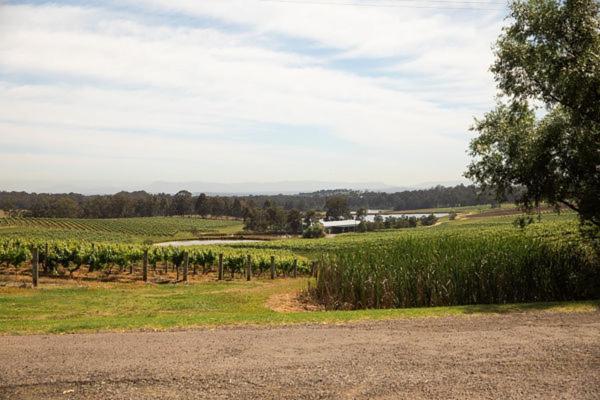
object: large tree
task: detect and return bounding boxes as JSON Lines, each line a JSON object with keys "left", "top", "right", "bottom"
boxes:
{"left": 170, "top": 190, "right": 193, "bottom": 216}
{"left": 466, "top": 0, "right": 600, "bottom": 236}
{"left": 194, "top": 193, "right": 210, "bottom": 216}
{"left": 325, "top": 196, "right": 350, "bottom": 220}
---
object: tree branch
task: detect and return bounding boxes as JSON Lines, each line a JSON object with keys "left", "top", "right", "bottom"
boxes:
{"left": 559, "top": 199, "right": 580, "bottom": 213}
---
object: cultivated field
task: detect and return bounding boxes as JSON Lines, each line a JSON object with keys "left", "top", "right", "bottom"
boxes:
{"left": 0, "top": 207, "right": 598, "bottom": 334}
{"left": 0, "top": 207, "right": 599, "bottom": 400}
{"left": 0, "top": 216, "right": 244, "bottom": 243}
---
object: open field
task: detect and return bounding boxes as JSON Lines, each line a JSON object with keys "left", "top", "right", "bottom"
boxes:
{"left": 1, "top": 277, "right": 598, "bottom": 335}
{"left": 388, "top": 202, "right": 518, "bottom": 214}
{"left": 0, "top": 209, "right": 597, "bottom": 334}
{"left": 0, "top": 216, "right": 244, "bottom": 243}
{"left": 0, "top": 207, "right": 598, "bottom": 400}
{"left": 1, "top": 311, "right": 599, "bottom": 399}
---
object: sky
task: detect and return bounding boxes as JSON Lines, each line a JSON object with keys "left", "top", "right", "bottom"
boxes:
{"left": 0, "top": 0, "right": 509, "bottom": 193}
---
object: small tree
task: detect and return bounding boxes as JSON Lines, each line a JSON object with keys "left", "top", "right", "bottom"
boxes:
{"left": 303, "top": 222, "right": 326, "bottom": 238}
{"left": 286, "top": 209, "right": 303, "bottom": 234}
{"left": 304, "top": 209, "right": 318, "bottom": 227}
{"left": 355, "top": 208, "right": 367, "bottom": 221}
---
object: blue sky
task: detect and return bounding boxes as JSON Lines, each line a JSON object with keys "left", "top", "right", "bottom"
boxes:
{"left": 0, "top": 0, "right": 509, "bottom": 192}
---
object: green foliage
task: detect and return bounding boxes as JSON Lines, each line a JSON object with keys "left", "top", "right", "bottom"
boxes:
{"left": 243, "top": 204, "right": 305, "bottom": 234}
{"left": 310, "top": 225, "right": 600, "bottom": 309}
{"left": 3, "top": 279, "right": 596, "bottom": 334}
{"left": 325, "top": 196, "right": 350, "bottom": 220}
{"left": 419, "top": 214, "right": 438, "bottom": 226}
{"left": 0, "top": 216, "right": 242, "bottom": 243}
{"left": 0, "top": 238, "right": 309, "bottom": 277}
{"left": 302, "top": 222, "right": 326, "bottom": 239}
{"left": 354, "top": 215, "right": 419, "bottom": 232}
{"left": 466, "top": 0, "right": 600, "bottom": 237}
{"left": 170, "top": 190, "right": 193, "bottom": 216}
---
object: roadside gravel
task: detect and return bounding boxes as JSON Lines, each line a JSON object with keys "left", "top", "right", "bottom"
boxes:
{"left": 1, "top": 311, "right": 599, "bottom": 399}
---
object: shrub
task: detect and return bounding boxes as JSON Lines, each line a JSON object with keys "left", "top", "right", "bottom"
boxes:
{"left": 302, "top": 222, "right": 326, "bottom": 239}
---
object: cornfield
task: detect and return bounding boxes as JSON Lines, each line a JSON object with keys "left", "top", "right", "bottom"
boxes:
{"left": 310, "top": 229, "right": 600, "bottom": 309}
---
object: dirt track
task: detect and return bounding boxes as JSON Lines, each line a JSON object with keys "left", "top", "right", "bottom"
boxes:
{"left": 1, "top": 311, "right": 599, "bottom": 399}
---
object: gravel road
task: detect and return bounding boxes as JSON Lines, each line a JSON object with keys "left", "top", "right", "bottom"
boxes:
{"left": 1, "top": 311, "right": 599, "bottom": 399}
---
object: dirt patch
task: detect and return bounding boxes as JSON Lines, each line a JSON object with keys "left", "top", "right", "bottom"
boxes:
{"left": 266, "top": 291, "right": 324, "bottom": 312}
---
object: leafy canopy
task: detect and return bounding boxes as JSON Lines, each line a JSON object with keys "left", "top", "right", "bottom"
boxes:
{"left": 466, "top": 0, "right": 600, "bottom": 234}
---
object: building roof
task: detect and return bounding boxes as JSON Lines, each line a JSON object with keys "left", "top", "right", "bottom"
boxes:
{"left": 320, "top": 219, "right": 360, "bottom": 228}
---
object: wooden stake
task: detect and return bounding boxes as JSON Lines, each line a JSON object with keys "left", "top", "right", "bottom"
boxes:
{"left": 183, "top": 252, "right": 189, "bottom": 282}
{"left": 31, "top": 247, "right": 39, "bottom": 288}
{"left": 142, "top": 249, "right": 148, "bottom": 282}
{"left": 218, "top": 253, "right": 224, "bottom": 281}
{"left": 270, "top": 255, "right": 275, "bottom": 280}
{"left": 293, "top": 259, "right": 298, "bottom": 278}
{"left": 246, "top": 254, "right": 252, "bottom": 281}
{"left": 44, "top": 242, "right": 49, "bottom": 274}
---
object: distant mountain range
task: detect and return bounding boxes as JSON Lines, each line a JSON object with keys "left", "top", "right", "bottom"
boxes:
{"left": 147, "top": 180, "right": 404, "bottom": 195}
{"left": 147, "top": 180, "right": 469, "bottom": 195}
{"left": 0, "top": 179, "right": 469, "bottom": 195}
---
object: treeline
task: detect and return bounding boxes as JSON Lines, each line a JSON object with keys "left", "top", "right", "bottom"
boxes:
{"left": 0, "top": 184, "right": 509, "bottom": 219}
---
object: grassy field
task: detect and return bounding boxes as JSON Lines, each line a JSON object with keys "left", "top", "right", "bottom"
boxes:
{"left": 0, "top": 278, "right": 597, "bottom": 334}
{"left": 389, "top": 203, "right": 517, "bottom": 214}
{"left": 0, "top": 208, "right": 597, "bottom": 335}
{"left": 0, "top": 216, "right": 244, "bottom": 243}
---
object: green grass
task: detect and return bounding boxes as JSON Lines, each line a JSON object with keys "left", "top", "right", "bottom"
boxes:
{"left": 0, "top": 216, "right": 244, "bottom": 243}
{"left": 0, "top": 210, "right": 596, "bottom": 335}
{"left": 0, "top": 279, "right": 597, "bottom": 334}
{"left": 390, "top": 203, "right": 516, "bottom": 214}
{"left": 221, "top": 212, "right": 581, "bottom": 256}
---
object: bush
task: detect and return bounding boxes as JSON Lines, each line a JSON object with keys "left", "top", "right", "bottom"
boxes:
{"left": 420, "top": 214, "right": 438, "bottom": 226}
{"left": 302, "top": 223, "right": 326, "bottom": 238}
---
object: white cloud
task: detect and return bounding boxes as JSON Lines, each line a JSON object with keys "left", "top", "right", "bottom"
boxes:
{"left": 0, "top": 2, "right": 505, "bottom": 189}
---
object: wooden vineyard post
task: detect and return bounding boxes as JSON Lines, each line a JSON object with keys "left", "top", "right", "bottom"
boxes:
{"left": 270, "top": 255, "right": 275, "bottom": 280}
{"left": 44, "top": 242, "right": 49, "bottom": 273}
{"left": 193, "top": 263, "right": 197, "bottom": 276}
{"left": 142, "top": 249, "right": 148, "bottom": 282}
{"left": 183, "top": 252, "right": 189, "bottom": 282}
{"left": 164, "top": 260, "right": 168, "bottom": 274}
{"left": 293, "top": 259, "right": 298, "bottom": 278}
{"left": 246, "top": 255, "right": 252, "bottom": 281}
{"left": 31, "top": 247, "right": 39, "bottom": 288}
{"left": 311, "top": 261, "right": 317, "bottom": 277}
{"left": 218, "top": 253, "right": 224, "bottom": 281}
{"left": 88, "top": 243, "right": 95, "bottom": 273}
